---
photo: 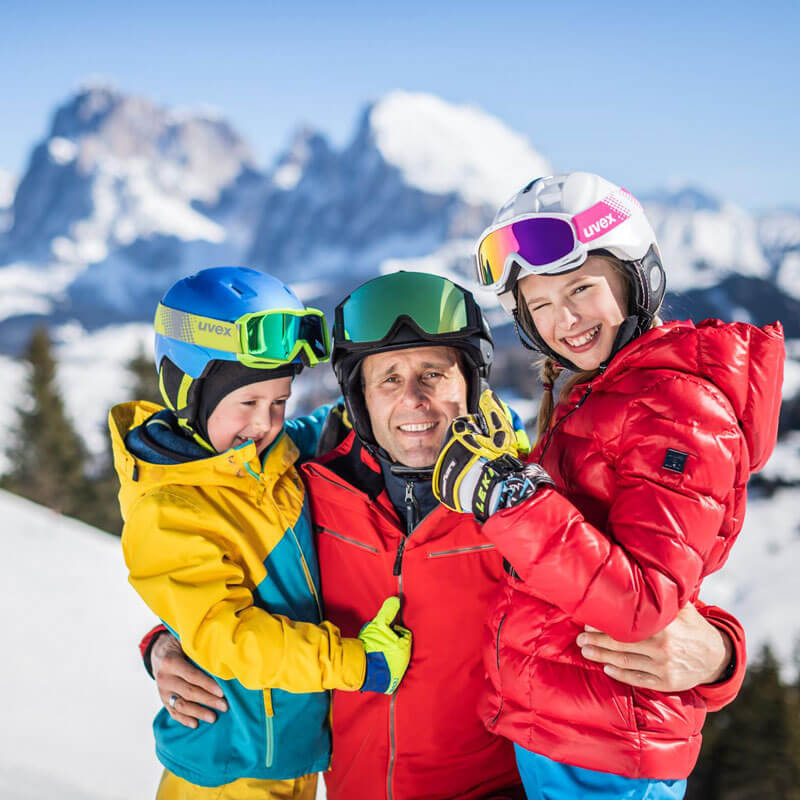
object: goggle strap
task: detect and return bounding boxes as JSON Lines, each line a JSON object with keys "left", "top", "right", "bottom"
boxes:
{"left": 155, "top": 304, "right": 240, "bottom": 354}
{"left": 157, "top": 304, "right": 331, "bottom": 367}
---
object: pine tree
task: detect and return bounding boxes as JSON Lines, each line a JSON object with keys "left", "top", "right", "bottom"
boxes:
{"left": 127, "top": 345, "right": 161, "bottom": 405}
{"left": 79, "top": 345, "right": 163, "bottom": 535}
{"left": 688, "top": 644, "right": 800, "bottom": 799}
{"left": 1, "top": 326, "right": 89, "bottom": 517}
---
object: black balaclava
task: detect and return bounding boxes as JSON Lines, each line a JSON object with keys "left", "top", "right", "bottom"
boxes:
{"left": 193, "top": 360, "right": 298, "bottom": 449}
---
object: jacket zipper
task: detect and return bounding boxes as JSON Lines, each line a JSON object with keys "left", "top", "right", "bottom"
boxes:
{"left": 488, "top": 614, "right": 507, "bottom": 727}
{"left": 388, "top": 478, "right": 419, "bottom": 800}
{"left": 316, "top": 526, "right": 380, "bottom": 553}
{"left": 264, "top": 714, "right": 274, "bottom": 768}
{"left": 304, "top": 463, "right": 364, "bottom": 498}
{"left": 393, "top": 480, "right": 418, "bottom": 576}
{"left": 538, "top": 384, "right": 593, "bottom": 462}
{"left": 288, "top": 526, "right": 323, "bottom": 620}
{"left": 253, "top": 464, "right": 321, "bottom": 767}
{"left": 427, "top": 544, "right": 495, "bottom": 558}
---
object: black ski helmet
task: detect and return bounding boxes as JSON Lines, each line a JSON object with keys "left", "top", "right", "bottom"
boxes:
{"left": 331, "top": 271, "right": 494, "bottom": 452}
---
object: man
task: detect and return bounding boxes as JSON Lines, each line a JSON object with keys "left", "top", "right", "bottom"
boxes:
{"left": 144, "top": 271, "right": 745, "bottom": 800}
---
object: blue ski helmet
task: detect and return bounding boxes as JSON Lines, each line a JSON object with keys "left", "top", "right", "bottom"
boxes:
{"left": 154, "top": 266, "right": 330, "bottom": 436}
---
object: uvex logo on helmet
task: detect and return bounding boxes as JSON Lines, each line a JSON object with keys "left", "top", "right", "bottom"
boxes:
{"left": 573, "top": 191, "right": 634, "bottom": 244}
{"left": 198, "top": 320, "right": 234, "bottom": 337}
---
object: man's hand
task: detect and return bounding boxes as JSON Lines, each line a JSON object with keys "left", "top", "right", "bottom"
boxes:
{"left": 151, "top": 632, "right": 229, "bottom": 728}
{"left": 577, "top": 603, "right": 733, "bottom": 691}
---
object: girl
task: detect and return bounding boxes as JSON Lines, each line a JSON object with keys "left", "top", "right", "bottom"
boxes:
{"left": 433, "top": 173, "right": 784, "bottom": 799}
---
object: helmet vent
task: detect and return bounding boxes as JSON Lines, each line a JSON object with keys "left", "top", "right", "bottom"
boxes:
{"left": 228, "top": 281, "right": 256, "bottom": 300}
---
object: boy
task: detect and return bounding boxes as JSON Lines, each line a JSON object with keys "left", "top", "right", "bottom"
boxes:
{"left": 109, "top": 267, "right": 411, "bottom": 800}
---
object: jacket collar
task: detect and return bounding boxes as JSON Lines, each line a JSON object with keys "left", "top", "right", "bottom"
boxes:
{"left": 109, "top": 401, "right": 300, "bottom": 516}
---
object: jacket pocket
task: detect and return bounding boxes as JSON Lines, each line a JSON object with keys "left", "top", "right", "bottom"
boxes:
{"left": 315, "top": 525, "right": 379, "bottom": 553}
{"left": 427, "top": 543, "right": 495, "bottom": 559}
{"left": 612, "top": 682, "right": 637, "bottom": 732}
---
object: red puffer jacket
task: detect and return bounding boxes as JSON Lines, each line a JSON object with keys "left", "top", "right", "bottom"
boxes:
{"left": 301, "top": 434, "right": 521, "bottom": 800}
{"left": 480, "top": 319, "right": 784, "bottom": 780}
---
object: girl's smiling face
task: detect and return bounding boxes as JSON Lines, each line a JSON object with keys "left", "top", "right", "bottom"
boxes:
{"left": 518, "top": 255, "right": 629, "bottom": 371}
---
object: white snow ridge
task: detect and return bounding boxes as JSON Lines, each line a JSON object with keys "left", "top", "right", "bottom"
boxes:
{"left": 370, "top": 91, "right": 552, "bottom": 207}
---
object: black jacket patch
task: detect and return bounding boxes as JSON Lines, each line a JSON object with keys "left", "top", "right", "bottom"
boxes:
{"left": 663, "top": 449, "right": 689, "bottom": 473}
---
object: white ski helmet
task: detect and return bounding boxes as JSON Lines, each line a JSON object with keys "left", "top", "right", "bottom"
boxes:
{"left": 476, "top": 172, "right": 666, "bottom": 368}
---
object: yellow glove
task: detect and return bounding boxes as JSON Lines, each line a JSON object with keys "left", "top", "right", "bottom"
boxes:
{"left": 433, "top": 390, "right": 552, "bottom": 521}
{"left": 358, "top": 597, "right": 413, "bottom": 694}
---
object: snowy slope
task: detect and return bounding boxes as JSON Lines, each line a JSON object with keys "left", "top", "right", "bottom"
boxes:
{"left": 0, "top": 489, "right": 162, "bottom": 799}
{"left": 702, "top": 486, "right": 800, "bottom": 679}
{"left": 0, "top": 471, "right": 797, "bottom": 800}
{"left": 0, "top": 490, "right": 332, "bottom": 800}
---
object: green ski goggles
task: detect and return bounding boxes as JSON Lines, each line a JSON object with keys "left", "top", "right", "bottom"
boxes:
{"left": 334, "top": 271, "right": 479, "bottom": 347}
{"left": 155, "top": 303, "right": 331, "bottom": 368}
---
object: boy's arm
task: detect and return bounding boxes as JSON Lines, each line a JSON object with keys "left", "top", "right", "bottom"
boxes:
{"left": 284, "top": 403, "right": 333, "bottom": 462}
{"left": 123, "top": 490, "right": 366, "bottom": 693}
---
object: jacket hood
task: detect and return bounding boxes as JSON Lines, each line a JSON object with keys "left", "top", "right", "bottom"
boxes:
{"left": 108, "top": 401, "right": 299, "bottom": 519}
{"left": 600, "top": 319, "right": 784, "bottom": 472}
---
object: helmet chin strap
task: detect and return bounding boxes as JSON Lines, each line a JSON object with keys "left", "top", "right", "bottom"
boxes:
{"left": 602, "top": 315, "right": 640, "bottom": 368}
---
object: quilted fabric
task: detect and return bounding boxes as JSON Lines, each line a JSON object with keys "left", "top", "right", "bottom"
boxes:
{"left": 481, "top": 319, "right": 784, "bottom": 779}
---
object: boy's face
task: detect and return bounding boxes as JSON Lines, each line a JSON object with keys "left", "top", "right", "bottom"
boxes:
{"left": 207, "top": 375, "right": 293, "bottom": 456}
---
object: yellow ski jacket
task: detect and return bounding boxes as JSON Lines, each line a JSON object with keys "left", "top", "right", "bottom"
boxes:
{"left": 109, "top": 401, "right": 365, "bottom": 785}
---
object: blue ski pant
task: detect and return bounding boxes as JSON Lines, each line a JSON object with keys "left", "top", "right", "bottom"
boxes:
{"left": 514, "top": 744, "right": 687, "bottom": 800}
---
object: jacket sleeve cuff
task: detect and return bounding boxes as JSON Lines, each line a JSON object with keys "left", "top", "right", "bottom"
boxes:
{"left": 694, "top": 603, "right": 747, "bottom": 711}
{"left": 340, "top": 637, "right": 367, "bottom": 690}
{"left": 139, "top": 624, "right": 169, "bottom": 679}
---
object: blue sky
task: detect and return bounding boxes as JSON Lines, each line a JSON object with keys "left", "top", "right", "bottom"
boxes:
{"left": 2, "top": 0, "right": 798, "bottom": 211}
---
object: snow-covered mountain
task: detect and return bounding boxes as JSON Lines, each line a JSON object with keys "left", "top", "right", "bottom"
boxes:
{"left": 0, "top": 168, "right": 16, "bottom": 235}
{"left": 246, "top": 91, "right": 551, "bottom": 296}
{"left": 1, "top": 85, "right": 798, "bottom": 350}
{"left": 0, "top": 84, "right": 269, "bottom": 349}
{"left": 640, "top": 185, "right": 769, "bottom": 292}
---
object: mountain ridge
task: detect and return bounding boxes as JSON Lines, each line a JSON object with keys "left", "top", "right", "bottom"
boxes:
{"left": 0, "top": 85, "right": 797, "bottom": 353}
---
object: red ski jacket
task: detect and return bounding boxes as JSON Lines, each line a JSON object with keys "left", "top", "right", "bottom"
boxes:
{"left": 301, "top": 434, "right": 521, "bottom": 800}
{"left": 481, "top": 319, "right": 784, "bottom": 780}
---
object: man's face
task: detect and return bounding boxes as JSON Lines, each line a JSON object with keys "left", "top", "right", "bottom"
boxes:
{"left": 361, "top": 345, "right": 468, "bottom": 468}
